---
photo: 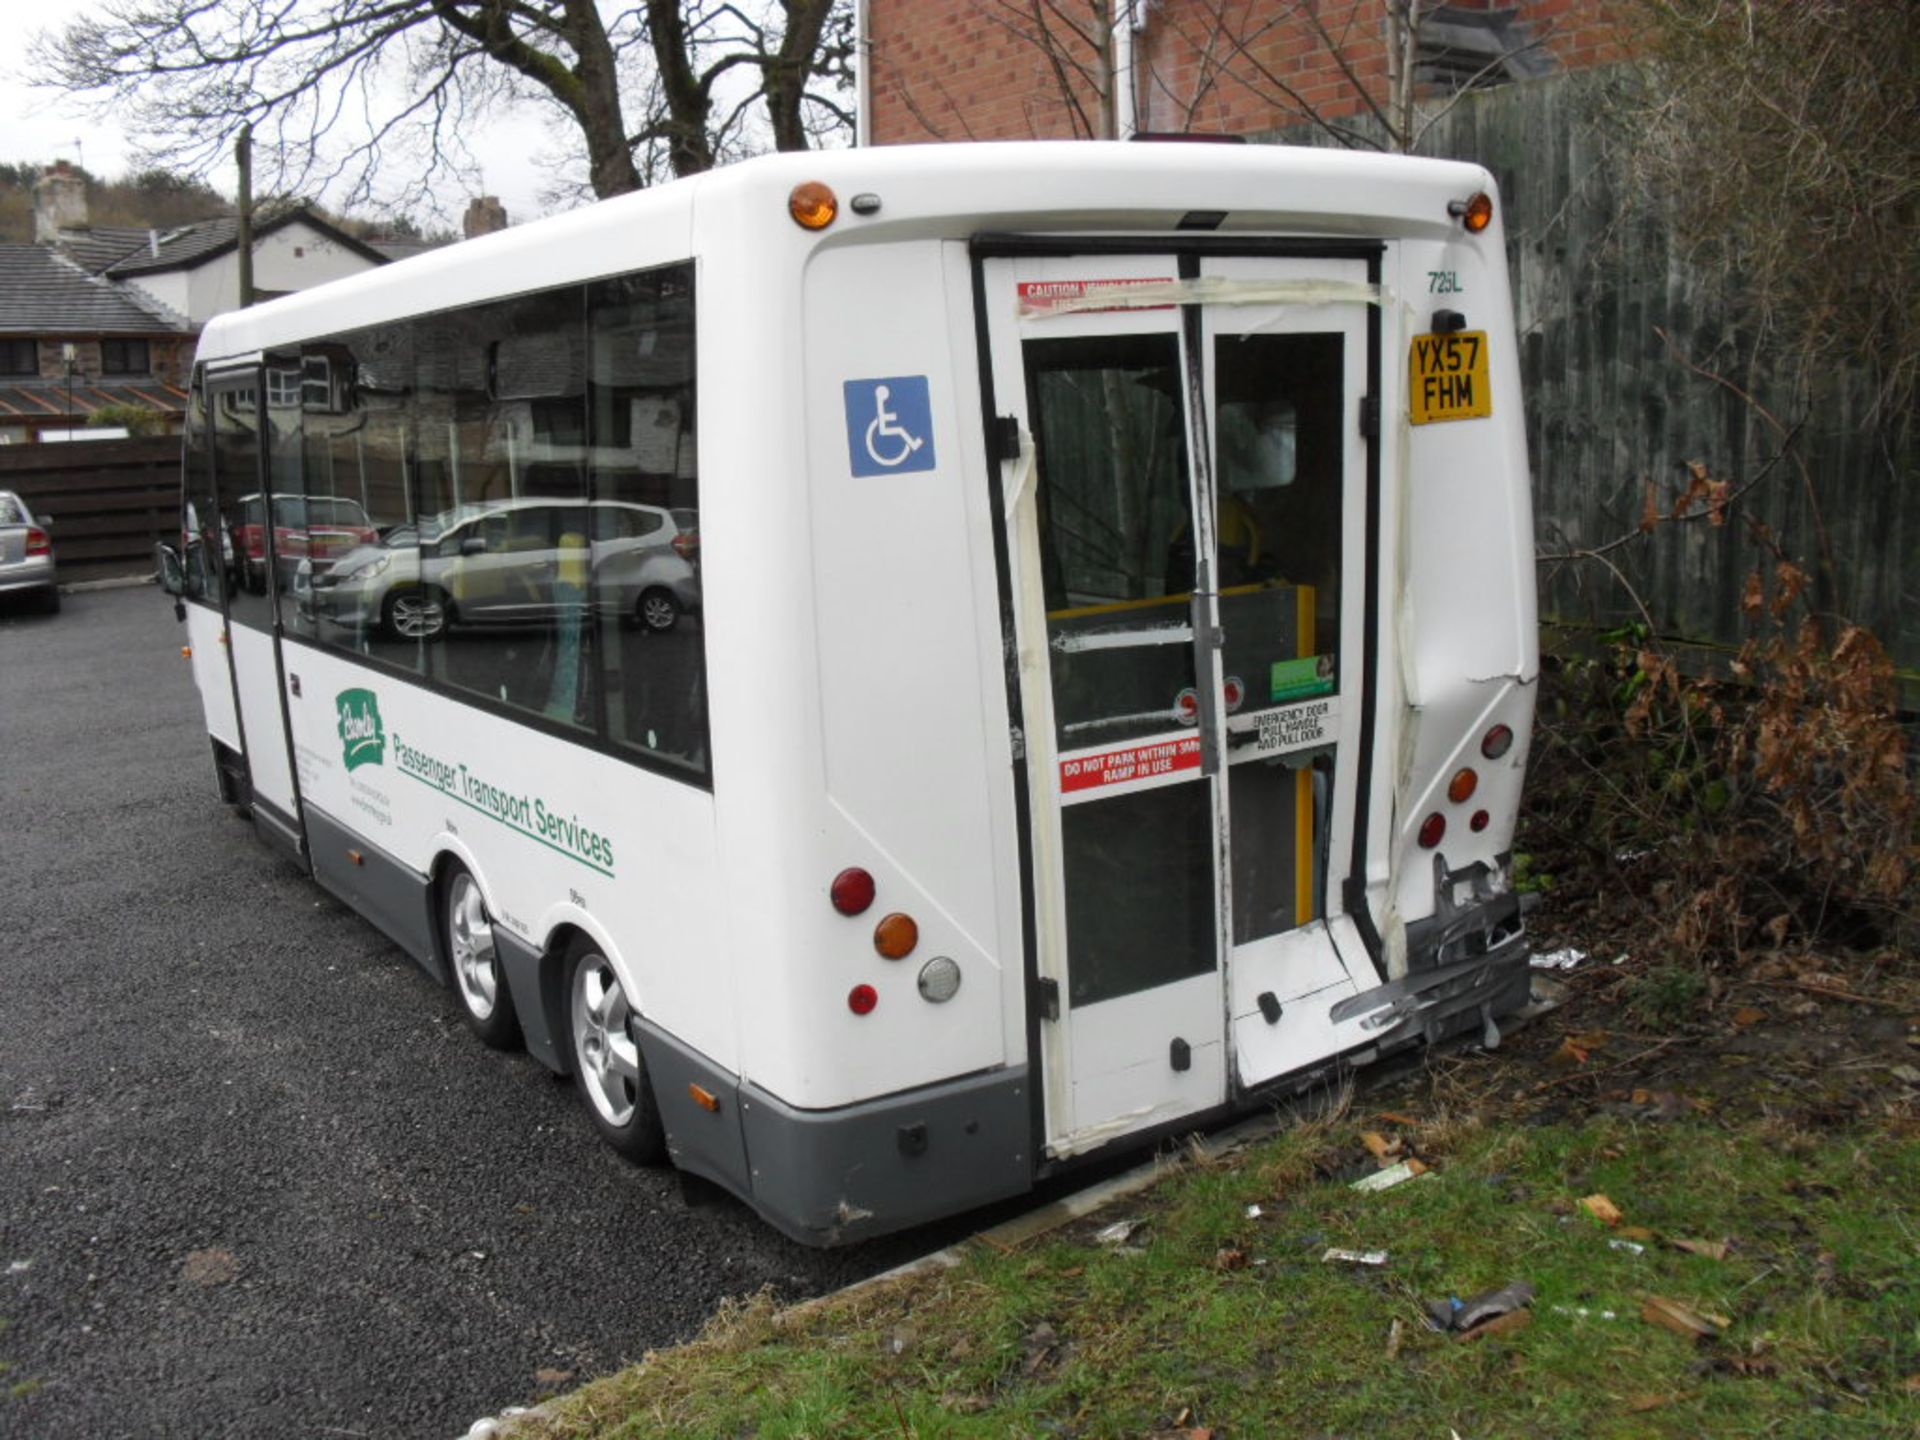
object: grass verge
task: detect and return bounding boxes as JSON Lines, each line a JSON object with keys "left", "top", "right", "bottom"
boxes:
{"left": 511, "top": 1112, "right": 1920, "bottom": 1438}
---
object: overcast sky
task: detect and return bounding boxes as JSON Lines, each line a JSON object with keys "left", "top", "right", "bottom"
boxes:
{"left": 4, "top": 0, "right": 565, "bottom": 228}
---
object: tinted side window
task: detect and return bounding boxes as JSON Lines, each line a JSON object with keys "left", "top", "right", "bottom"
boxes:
{"left": 418, "top": 289, "right": 593, "bottom": 732}
{"left": 588, "top": 266, "right": 706, "bottom": 776}
{"left": 301, "top": 326, "right": 433, "bottom": 676}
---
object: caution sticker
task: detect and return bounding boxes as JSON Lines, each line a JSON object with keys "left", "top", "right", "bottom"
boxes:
{"left": 1060, "top": 735, "right": 1202, "bottom": 793}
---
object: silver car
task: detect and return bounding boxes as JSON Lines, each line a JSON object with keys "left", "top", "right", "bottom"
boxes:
{"left": 0, "top": 491, "right": 59, "bottom": 615}
{"left": 309, "top": 498, "right": 699, "bottom": 640}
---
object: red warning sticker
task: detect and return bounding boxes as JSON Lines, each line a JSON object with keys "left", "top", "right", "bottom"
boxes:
{"left": 1017, "top": 277, "right": 1174, "bottom": 316}
{"left": 1060, "top": 735, "right": 1202, "bottom": 793}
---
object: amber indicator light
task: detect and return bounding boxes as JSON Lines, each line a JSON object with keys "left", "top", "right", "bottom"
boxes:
{"left": 1448, "top": 768, "right": 1479, "bottom": 804}
{"left": 1450, "top": 191, "right": 1494, "bottom": 232}
{"left": 874, "top": 912, "right": 919, "bottom": 960}
{"left": 688, "top": 1083, "right": 721, "bottom": 1113}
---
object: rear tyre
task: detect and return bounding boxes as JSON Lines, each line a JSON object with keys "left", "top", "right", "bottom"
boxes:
{"left": 443, "top": 865, "right": 522, "bottom": 1050}
{"left": 636, "top": 587, "right": 679, "bottom": 633}
{"left": 565, "top": 937, "right": 666, "bottom": 1164}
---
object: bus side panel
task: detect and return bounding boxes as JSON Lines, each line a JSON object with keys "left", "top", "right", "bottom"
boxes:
{"left": 184, "top": 602, "right": 242, "bottom": 754}
{"left": 1385, "top": 220, "right": 1537, "bottom": 937}
{"left": 791, "top": 238, "right": 1016, "bottom": 1103}
{"left": 278, "top": 642, "right": 734, "bottom": 1068}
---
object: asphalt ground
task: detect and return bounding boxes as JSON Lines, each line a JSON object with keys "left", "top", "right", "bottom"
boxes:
{"left": 0, "top": 585, "right": 985, "bottom": 1439}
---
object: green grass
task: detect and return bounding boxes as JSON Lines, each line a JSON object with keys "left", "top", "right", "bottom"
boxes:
{"left": 518, "top": 1118, "right": 1920, "bottom": 1439}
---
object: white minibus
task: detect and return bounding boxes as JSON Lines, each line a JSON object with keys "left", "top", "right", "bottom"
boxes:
{"left": 160, "top": 140, "right": 1537, "bottom": 1244}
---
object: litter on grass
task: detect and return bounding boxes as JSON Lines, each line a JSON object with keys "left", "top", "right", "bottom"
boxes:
{"left": 1580, "top": 1193, "right": 1625, "bottom": 1226}
{"left": 1351, "top": 1159, "right": 1429, "bottom": 1192}
{"left": 1642, "top": 1294, "right": 1728, "bottom": 1342}
{"left": 1531, "top": 947, "right": 1587, "bottom": 971}
{"left": 1426, "top": 1280, "right": 1536, "bottom": 1335}
{"left": 1321, "top": 1247, "right": 1390, "bottom": 1266}
{"left": 1095, "top": 1219, "right": 1147, "bottom": 1247}
{"left": 1609, "top": 1238, "right": 1647, "bottom": 1255}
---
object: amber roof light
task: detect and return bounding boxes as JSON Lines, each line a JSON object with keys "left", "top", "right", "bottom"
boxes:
{"left": 789, "top": 181, "right": 838, "bottom": 230}
{"left": 1449, "top": 192, "right": 1494, "bottom": 233}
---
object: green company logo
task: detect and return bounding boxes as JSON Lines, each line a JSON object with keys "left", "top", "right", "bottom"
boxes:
{"left": 336, "top": 688, "right": 386, "bottom": 771}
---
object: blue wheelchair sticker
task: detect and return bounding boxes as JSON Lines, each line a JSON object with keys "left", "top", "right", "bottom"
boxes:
{"left": 844, "top": 375, "right": 937, "bottom": 477}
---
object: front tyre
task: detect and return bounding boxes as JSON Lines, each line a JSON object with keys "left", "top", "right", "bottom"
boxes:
{"left": 565, "top": 938, "right": 665, "bottom": 1164}
{"left": 443, "top": 865, "right": 522, "bottom": 1050}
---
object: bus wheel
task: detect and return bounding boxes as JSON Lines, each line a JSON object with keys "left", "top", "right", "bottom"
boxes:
{"left": 384, "top": 587, "right": 449, "bottom": 640}
{"left": 636, "top": 587, "right": 679, "bottom": 632}
{"left": 443, "top": 866, "right": 522, "bottom": 1050}
{"left": 565, "top": 938, "right": 666, "bottom": 1164}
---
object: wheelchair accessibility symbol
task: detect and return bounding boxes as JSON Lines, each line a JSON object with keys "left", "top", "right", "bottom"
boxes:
{"left": 844, "top": 375, "right": 937, "bottom": 477}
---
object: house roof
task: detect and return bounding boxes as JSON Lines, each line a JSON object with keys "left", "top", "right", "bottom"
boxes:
{"left": 0, "top": 377, "right": 190, "bottom": 423}
{"left": 0, "top": 245, "right": 186, "bottom": 334}
{"left": 100, "top": 207, "right": 391, "bottom": 277}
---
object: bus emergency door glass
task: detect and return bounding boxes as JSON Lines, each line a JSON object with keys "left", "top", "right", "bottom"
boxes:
{"left": 181, "top": 380, "right": 222, "bottom": 604}
{"left": 1214, "top": 332, "right": 1345, "bottom": 943}
{"left": 1023, "top": 332, "right": 1213, "bottom": 1007}
{"left": 215, "top": 386, "right": 273, "bottom": 635}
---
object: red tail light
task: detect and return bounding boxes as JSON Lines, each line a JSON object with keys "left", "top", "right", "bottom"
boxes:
{"left": 1470, "top": 810, "right": 1490, "bottom": 832}
{"left": 1481, "top": 724, "right": 1514, "bottom": 760}
{"left": 25, "top": 527, "right": 50, "bottom": 556}
{"left": 847, "top": 984, "right": 878, "bottom": 1016}
{"left": 1417, "top": 813, "right": 1446, "bottom": 849}
{"left": 671, "top": 530, "right": 698, "bottom": 559}
{"left": 830, "top": 867, "right": 875, "bottom": 916}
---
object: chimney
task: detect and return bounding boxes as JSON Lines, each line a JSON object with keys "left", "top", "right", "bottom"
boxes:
{"left": 33, "top": 160, "right": 88, "bottom": 244}
{"left": 463, "top": 196, "right": 508, "bottom": 240}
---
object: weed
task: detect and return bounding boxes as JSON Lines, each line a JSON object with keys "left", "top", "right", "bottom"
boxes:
{"left": 1626, "top": 962, "right": 1710, "bottom": 1028}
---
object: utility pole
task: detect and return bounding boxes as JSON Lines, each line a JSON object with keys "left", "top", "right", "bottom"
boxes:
{"left": 235, "top": 122, "right": 254, "bottom": 309}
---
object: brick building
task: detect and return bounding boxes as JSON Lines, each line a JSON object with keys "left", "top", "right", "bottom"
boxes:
{"left": 866, "top": 0, "right": 1632, "bottom": 146}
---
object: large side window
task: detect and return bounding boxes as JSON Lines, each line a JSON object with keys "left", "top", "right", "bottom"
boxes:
{"left": 302, "top": 325, "right": 431, "bottom": 676}
{"left": 415, "top": 289, "right": 593, "bottom": 730}
{"left": 587, "top": 266, "right": 706, "bottom": 776}
{"left": 287, "top": 264, "right": 707, "bottom": 784}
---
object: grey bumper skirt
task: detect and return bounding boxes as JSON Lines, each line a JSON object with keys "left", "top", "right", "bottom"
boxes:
{"left": 635, "top": 1020, "right": 1033, "bottom": 1247}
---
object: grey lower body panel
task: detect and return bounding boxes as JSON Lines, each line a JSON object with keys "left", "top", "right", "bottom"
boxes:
{"left": 632, "top": 1017, "right": 1033, "bottom": 1247}
{"left": 304, "top": 804, "right": 442, "bottom": 983}
{"left": 495, "top": 927, "right": 566, "bottom": 1075}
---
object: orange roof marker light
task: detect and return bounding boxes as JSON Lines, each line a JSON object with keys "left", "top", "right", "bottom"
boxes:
{"left": 1449, "top": 192, "right": 1494, "bottom": 233}
{"left": 789, "top": 181, "right": 838, "bottom": 231}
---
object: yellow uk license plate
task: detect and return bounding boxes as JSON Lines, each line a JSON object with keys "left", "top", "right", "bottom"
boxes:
{"left": 1409, "top": 330, "right": 1491, "bottom": 424}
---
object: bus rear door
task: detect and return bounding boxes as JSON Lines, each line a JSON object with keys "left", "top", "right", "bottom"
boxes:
{"left": 979, "top": 246, "right": 1383, "bottom": 1159}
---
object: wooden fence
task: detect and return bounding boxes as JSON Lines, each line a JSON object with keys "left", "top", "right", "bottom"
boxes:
{"left": 0, "top": 437, "right": 179, "bottom": 586}
{"left": 1281, "top": 68, "right": 1916, "bottom": 692}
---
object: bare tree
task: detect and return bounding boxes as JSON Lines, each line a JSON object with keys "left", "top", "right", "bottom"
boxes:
{"left": 30, "top": 1, "right": 854, "bottom": 212}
